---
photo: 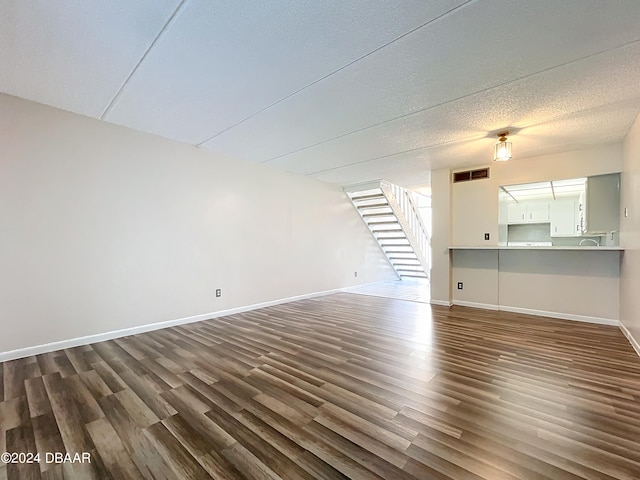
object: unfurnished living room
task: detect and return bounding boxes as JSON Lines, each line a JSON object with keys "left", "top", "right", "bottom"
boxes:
{"left": 2, "top": 1, "right": 640, "bottom": 479}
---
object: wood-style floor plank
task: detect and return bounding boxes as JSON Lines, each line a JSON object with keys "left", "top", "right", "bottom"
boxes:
{"left": 1, "top": 292, "right": 640, "bottom": 479}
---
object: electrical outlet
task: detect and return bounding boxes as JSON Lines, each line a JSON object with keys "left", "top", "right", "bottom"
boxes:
{"left": 215, "top": 289, "right": 221, "bottom": 297}
{"left": 457, "top": 282, "right": 463, "bottom": 290}
{"left": 484, "top": 233, "right": 490, "bottom": 240}
{"left": 354, "top": 271, "right": 358, "bottom": 277}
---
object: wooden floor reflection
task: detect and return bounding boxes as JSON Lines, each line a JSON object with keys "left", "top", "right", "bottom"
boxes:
{"left": 344, "top": 278, "right": 430, "bottom": 303}
{"left": 1, "top": 293, "right": 639, "bottom": 479}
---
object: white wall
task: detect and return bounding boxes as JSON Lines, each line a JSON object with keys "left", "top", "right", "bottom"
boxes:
{"left": 620, "top": 112, "right": 640, "bottom": 354}
{"left": 429, "top": 168, "right": 451, "bottom": 305}
{"left": 450, "top": 250, "right": 498, "bottom": 308}
{"left": 449, "top": 248, "right": 620, "bottom": 323}
{"left": 498, "top": 250, "right": 619, "bottom": 322}
{"left": 0, "top": 94, "right": 396, "bottom": 356}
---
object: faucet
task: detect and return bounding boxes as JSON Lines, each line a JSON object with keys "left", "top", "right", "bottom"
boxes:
{"left": 579, "top": 238, "right": 600, "bottom": 246}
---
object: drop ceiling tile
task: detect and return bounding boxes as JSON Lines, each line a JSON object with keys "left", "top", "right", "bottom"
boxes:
{"left": 0, "top": 0, "right": 182, "bottom": 117}
{"left": 309, "top": 148, "right": 434, "bottom": 188}
{"left": 105, "top": 0, "right": 467, "bottom": 144}
{"left": 204, "top": 0, "right": 640, "bottom": 163}
{"left": 513, "top": 101, "right": 640, "bottom": 151}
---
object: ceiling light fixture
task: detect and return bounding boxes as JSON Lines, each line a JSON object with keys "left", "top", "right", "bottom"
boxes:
{"left": 494, "top": 131, "right": 512, "bottom": 162}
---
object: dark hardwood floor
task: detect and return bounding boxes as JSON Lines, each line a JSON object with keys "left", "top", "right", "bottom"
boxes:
{"left": 1, "top": 293, "right": 640, "bottom": 479}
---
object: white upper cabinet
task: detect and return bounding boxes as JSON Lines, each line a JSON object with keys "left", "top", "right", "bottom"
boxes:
{"left": 527, "top": 202, "right": 550, "bottom": 223}
{"left": 506, "top": 202, "right": 527, "bottom": 223}
{"left": 506, "top": 201, "right": 549, "bottom": 224}
{"left": 549, "top": 198, "right": 580, "bottom": 236}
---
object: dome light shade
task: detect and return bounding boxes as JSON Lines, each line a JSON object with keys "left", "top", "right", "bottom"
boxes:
{"left": 494, "top": 131, "right": 512, "bottom": 161}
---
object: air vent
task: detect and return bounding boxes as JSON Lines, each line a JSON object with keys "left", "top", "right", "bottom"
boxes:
{"left": 453, "top": 167, "right": 490, "bottom": 183}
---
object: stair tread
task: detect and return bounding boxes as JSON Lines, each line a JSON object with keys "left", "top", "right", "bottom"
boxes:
{"left": 362, "top": 212, "right": 395, "bottom": 217}
{"left": 351, "top": 193, "right": 385, "bottom": 200}
{"left": 357, "top": 203, "right": 389, "bottom": 209}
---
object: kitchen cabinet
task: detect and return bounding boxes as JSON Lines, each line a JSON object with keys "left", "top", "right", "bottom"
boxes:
{"left": 527, "top": 202, "right": 550, "bottom": 222}
{"left": 550, "top": 198, "right": 581, "bottom": 236}
{"left": 507, "top": 201, "right": 549, "bottom": 224}
{"left": 507, "top": 203, "right": 527, "bottom": 223}
{"left": 585, "top": 173, "right": 620, "bottom": 234}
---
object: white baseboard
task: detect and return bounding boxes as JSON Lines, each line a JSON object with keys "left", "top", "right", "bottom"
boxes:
{"left": 0, "top": 288, "right": 342, "bottom": 363}
{"left": 499, "top": 305, "right": 619, "bottom": 326}
{"left": 430, "top": 299, "right": 452, "bottom": 307}
{"left": 452, "top": 301, "right": 499, "bottom": 311}
{"left": 619, "top": 322, "right": 640, "bottom": 358}
{"left": 449, "top": 301, "right": 618, "bottom": 326}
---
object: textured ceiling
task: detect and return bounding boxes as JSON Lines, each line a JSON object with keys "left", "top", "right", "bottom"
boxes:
{"left": 2, "top": 0, "right": 640, "bottom": 189}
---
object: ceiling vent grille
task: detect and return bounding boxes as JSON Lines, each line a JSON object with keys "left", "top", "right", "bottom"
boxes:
{"left": 453, "top": 167, "right": 490, "bottom": 183}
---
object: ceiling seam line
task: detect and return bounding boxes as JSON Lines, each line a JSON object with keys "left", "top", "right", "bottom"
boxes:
{"left": 99, "top": 0, "right": 192, "bottom": 120}
{"left": 305, "top": 136, "right": 486, "bottom": 176}
{"left": 194, "top": 0, "right": 476, "bottom": 146}
{"left": 262, "top": 37, "right": 640, "bottom": 164}
{"left": 303, "top": 95, "right": 640, "bottom": 176}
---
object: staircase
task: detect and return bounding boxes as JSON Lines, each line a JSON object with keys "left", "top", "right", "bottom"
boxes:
{"left": 345, "top": 181, "right": 430, "bottom": 280}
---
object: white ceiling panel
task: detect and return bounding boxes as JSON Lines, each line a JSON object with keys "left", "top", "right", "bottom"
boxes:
{"left": 203, "top": 0, "right": 640, "bottom": 163}
{"left": 104, "top": 0, "right": 467, "bottom": 144}
{"left": 0, "top": 0, "right": 182, "bottom": 117}
{"left": 309, "top": 148, "right": 433, "bottom": 189}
